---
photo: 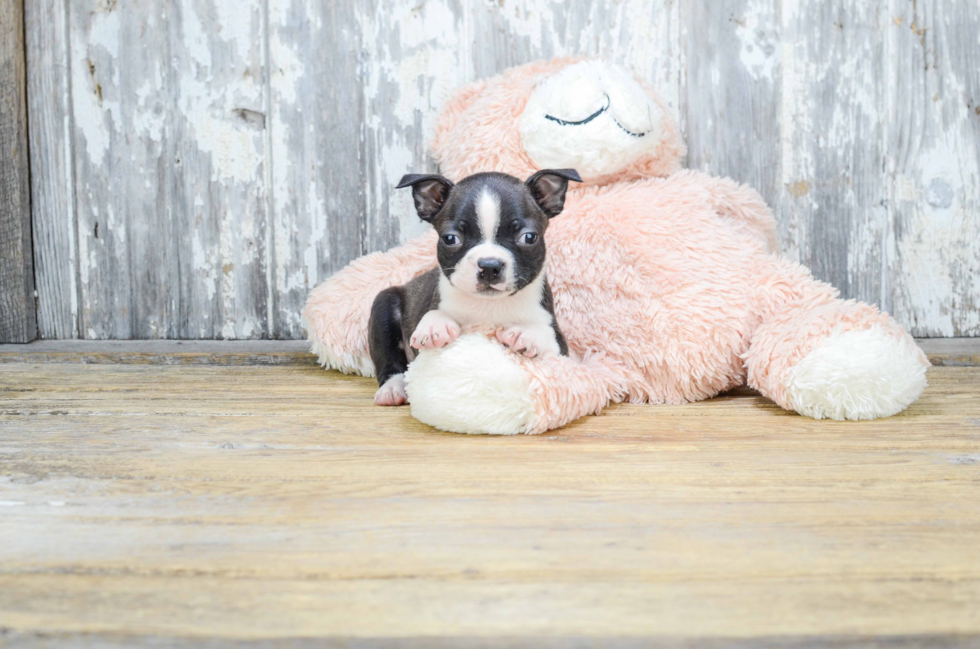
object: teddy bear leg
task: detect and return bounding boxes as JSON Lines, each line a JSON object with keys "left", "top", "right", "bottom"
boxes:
{"left": 404, "top": 334, "right": 627, "bottom": 435}
{"left": 744, "top": 264, "right": 928, "bottom": 420}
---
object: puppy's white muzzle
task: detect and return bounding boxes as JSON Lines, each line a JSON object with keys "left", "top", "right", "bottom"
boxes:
{"left": 450, "top": 243, "right": 516, "bottom": 297}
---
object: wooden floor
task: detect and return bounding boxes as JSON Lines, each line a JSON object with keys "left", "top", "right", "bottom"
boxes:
{"left": 1, "top": 343, "right": 979, "bottom": 647}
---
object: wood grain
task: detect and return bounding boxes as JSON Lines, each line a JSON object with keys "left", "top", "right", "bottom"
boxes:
{"left": 682, "top": 0, "right": 781, "bottom": 217}
{"left": 267, "top": 0, "right": 367, "bottom": 338}
{"left": 0, "top": 0, "right": 36, "bottom": 343}
{"left": 0, "top": 361, "right": 978, "bottom": 643}
{"left": 23, "top": 0, "right": 980, "bottom": 339}
{"left": 24, "top": 0, "right": 77, "bottom": 340}
{"left": 885, "top": 0, "right": 980, "bottom": 336}
{"left": 918, "top": 337, "right": 980, "bottom": 366}
{"left": 0, "top": 338, "right": 977, "bottom": 367}
{"left": 63, "top": 0, "right": 270, "bottom": 340}
{"left": 4, "top": 635, "right": 980, "bottom": 649}
{"left": 778, "top": 0, "right": 888, "bottom": 306}
{"left": 0, "top": 339, "right": 316, "bottom": 365}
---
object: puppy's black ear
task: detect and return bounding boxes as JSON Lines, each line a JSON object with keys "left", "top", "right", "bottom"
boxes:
{"left": 396, "top": 174, "right": 454, "bottom": 221}
{"left": 525, "top": 169, "right": 583, "bottom": 218}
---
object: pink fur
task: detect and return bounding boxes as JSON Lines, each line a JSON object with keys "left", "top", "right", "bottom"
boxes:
{"left": 303, "top": 58, "right": 927, "bottom": 432}
{"left": 744, "top": 258, "right": 927, "bottom": 409}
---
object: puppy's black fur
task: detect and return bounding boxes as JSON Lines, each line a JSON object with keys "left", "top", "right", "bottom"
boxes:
{"left": 368, "top": 269, "right": 440, "bottom": 387}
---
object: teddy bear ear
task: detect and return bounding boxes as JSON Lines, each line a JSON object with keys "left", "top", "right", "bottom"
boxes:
{"left": 396, "top": 174, "right": 455, "bottom": 221}
{"left": 525, "top": 169, "right": 583, "bottom": 218}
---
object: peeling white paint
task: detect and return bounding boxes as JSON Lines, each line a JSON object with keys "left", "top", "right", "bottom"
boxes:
{"left": 178, "top": 79, "right": 264, "bottom": 183}
{"left": 176, "top": 2, "right": 264, "bottom": 186}
{"left": 71, "top": 9, "right": 121, "bottom": 165}
{"left": 735, "top": 0, "right": 778, "bottom": 81}
{"left": 220, "top": 319, "right": 237, "bottom": 339}
{"left": 884, "top": 0, "right": 980, "bottom": 336}
{"left": 179, "top": 0, "right": 212, "bottom": 71}
{"left": 357, "top": 0, "right": 471, "bottom": 243}
{"left": 268, "top": 32, "right": 303, "bottom": 106}
{"left": 63, "top": 96, "right": 79, "bottom": 338}
{"left": 304, "top": 178, "right": 327, "bottom": 292}
{"left": 214, "top": 0, "right": 255, "bottom": 47}
{"left": 134, "top": 79, "right": 165, "bottom": 142}
{"left": 894, "top": 128, "right": 980, "bottom": 335}
{"left": 193, "top": 234, "right": 218, "bottom": 302}
{"left": 777, "top": 12, "right": 808, "bottom": 264}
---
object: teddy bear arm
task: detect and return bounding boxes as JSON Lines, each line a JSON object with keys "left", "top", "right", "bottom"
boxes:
{"left": 303, "top": 231, "right": 438, "bottom": 377}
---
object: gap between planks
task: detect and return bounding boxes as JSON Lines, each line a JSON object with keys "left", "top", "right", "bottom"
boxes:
{"left": 0, "top": 338, "right": 976, "bottom": 367}
{"left": 2, "top": 633, "right": 980, "bottom": 649}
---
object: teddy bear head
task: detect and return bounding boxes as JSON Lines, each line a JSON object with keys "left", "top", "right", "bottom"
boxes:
{"left": 430, "top": 58, "right": 686, "bottom": 187}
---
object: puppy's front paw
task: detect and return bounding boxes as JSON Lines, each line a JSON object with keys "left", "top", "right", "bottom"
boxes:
{"left": 375, "top": 374, "right": 408, "bottom": 406}
{"left": 410, "top": 311, "right": 461, "bottom": 350}
{"left": 495, "top": 326, "right": 557, "bottom": 359}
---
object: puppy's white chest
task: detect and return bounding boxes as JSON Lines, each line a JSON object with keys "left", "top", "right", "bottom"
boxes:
{"left": 435, "top": 272, "right": 562, "bottom": 358}
{"left": 437, "top": 274, "right": 552, "bottom": 329}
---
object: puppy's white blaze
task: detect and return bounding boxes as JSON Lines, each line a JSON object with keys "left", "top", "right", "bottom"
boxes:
{"left": 475, "top": 188, "right": 501, "bottom": 243}
{"left": 451, "top": 188, "right": 513, "bottom": 295}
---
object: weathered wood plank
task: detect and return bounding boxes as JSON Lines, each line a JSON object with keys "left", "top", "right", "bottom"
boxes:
{"left": 267, "top": 0, "right": 367, "bottom": 338}
{"left": 25, "top": 0, "right": 77, "bottom": 340}
{"left": 918, "top": 337, "right": 980, "bottom": 367}
{"left": 885, "top": 0, "right": 980, "bottom": 337}
{"left": 0, "top": 339, "right": 315, "bottom": 365}
{"left": 67, "top": 0, "right": 167, "bottom": 339}
{"left": 682, "top": 0, "right": 781, "bottom": 216}
{"left": 169, "top": 0, "right": 270, "bottom": 339}
{"left": 1, "top": 338, "right": 976, "bottom": 366}
{"left": 66, "top": 0, "right": 269, "bottom": 340}
{"left": 0, "top": 363, "right": 978, "bottom": 639}
{"left": 0, "top": 0, "right": 37, "bottom": 343}
{"left": 4, "top": 634, "right": 980, "bottom": 649}
{"left": 777, "top": 0, "right": 888, "bottom": 307}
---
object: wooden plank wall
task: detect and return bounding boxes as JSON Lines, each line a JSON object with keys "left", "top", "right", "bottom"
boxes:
{"left": 0, "top": 0, "right": 37, "bottom": 343}
{"left": 23, "top": 0, "right": 980, "bottom": 339}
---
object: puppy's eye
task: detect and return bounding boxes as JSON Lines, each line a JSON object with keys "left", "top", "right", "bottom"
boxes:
{"left": 442, "top": 233, "right": 461, "bottom": 246}
{"left": 520, "top": 232, "right": 538, "bottom": 245}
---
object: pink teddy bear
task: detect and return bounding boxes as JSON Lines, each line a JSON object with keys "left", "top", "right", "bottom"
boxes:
{"left": 304, "top": 58, "right": 928, "bottom": 435}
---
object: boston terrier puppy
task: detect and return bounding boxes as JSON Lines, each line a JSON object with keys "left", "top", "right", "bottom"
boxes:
{"left": 368, "top": 169, "right": 582, "bottom": 406}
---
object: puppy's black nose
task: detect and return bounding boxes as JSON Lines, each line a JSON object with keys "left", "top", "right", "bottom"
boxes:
{"left": 477, "top": 257, "right": 505, "bottom": 282}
